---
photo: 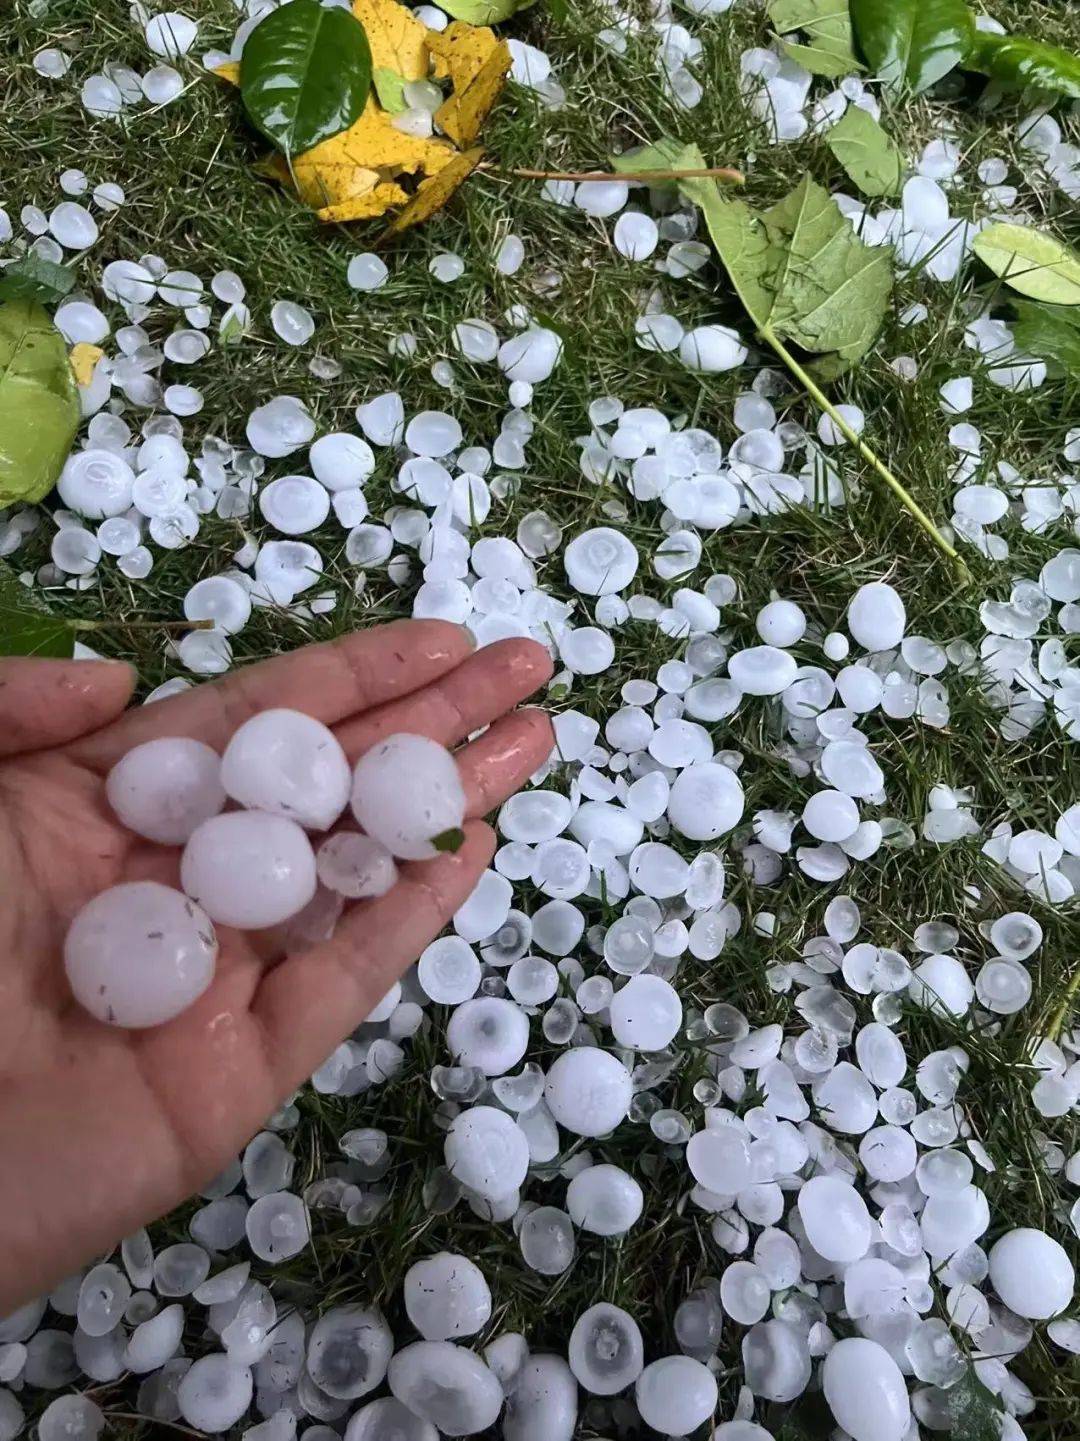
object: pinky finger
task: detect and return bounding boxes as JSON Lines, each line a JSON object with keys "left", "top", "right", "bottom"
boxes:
{"left": 251, "top": 821, "right": 495, "bottom": 1093}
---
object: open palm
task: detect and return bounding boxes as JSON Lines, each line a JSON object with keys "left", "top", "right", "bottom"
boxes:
{"left": 0, "top": 621, "right": 552, "bottom": 1313}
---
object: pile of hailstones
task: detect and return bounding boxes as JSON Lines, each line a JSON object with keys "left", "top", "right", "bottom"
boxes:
{"left": 63, "top": 714, "right": 466, "bottom": 1027}
{"left": 27, "top": 703, "right": 1079, "bottom": 1438}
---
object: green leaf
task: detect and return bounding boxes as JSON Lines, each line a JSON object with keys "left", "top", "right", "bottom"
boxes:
{"left": 240, "top": 0, "right": 372, "bottom": 156}
{"left": 372, "top": 66, "right": 408, "bottom": 113}
{"left": 768, "top": 0, "right": 860, "bottom": 77}
{"left": 973, "top": 222, "right": 1080, "bottom": 305}
{"left": 439, "top": 0, "right": 534, "bottom": 20}
{"left": 0, "top": 300, "right": 81, "bottom": 509}
{"left": 1011, "top": 300, "right": 1080, "bottom": 375}
{"left": 943, "top": 1369, "right": 1003, "bottom": 1441}
{"left": 967, "top": 31, "right": 1080, "bottom": 99}
{"left": 0, "top": 565, "right": 74, "bottom": 658}
{"left": 431, "top": 827, "right": 466, "bottom": 854}
{"left": 849, "top": 0, "right": 974, "bottom": 93}
{"left": 824, "top": 104, "right": 903, "bottom": 196}
{"left": 0, "top": 255, "right": 76, "bottom": 305}
{"left": 612, "top": 135, "right": 702, "bottom": 184}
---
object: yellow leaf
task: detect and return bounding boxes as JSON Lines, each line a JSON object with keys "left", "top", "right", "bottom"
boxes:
{"left": 352, "top": 0, "right": 429, "bottom": 81}
{"left": 69, "top": 343, "right": 104, "bottom": 387}
{"left": 429, "top": 25, "right": 510, "bottom": 146}
{"left": 318, "top": 182, "right": 411, "bottom": 222}
{"left": 381, "top": 145, "right": 484, "bottom": 238}
{"left": 214, "top": 60, "right": 241, "bottom": 85}
{"left": 271, "top": 98, "right": 455, "bottom": 209}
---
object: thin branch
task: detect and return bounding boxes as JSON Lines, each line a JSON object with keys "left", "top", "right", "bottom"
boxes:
{"left": 500, "top": 165, "right": 746, "bottom": 186}
{"left": 1048, "top": 965, "right": 1080, "bottom": 1043}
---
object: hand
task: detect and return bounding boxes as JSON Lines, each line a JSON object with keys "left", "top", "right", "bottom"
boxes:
{"left": 0, "top": 622, "right": 553, "bottom": 1312}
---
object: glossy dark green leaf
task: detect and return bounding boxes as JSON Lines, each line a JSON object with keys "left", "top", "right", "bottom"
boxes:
{"left": 849, "top": 0, "right": 974, "bottom": 93}
{"left": 0, "top": 300, "right": 81, "bottom": 509}
{"left": 240, "top": 0, "right": 373, "bottom": 156}
{"left": 431, "top": 827, "right": 466, "bottom": 854}
{"left": 0, "top": 566, "right": 74, "bottom": 658}
{"left": 0, "top": 255, "right": 76, "bottom": 305}
{"left": 967, "top": 31, "right": 1080, "bottom": 100}
{"left": 1012, "top": 301, "right": 1080, "bottom": 377}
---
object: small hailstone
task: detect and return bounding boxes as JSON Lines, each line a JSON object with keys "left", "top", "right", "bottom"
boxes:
{"left": 445, "top": 1106, "right": 529, "bottom": 1198}
{"left": 177, "top": 1354, "right": 253, "bottom": 1433}
{"left": 564, "top": 525, "right": 639, "bottom": 594}
{"left": 575, "top": 180, "right": 628, "bottom": 217}
{"left": 309, "top": 432, "right": 375, "bottom": 490}
{"left": 246, "top": 1192, "right": 310, "bottom": 1263}
{"left": 34, "top": 47, "right": 71, "bottom": 77}
{"left": 798, "top": 1175, "right": 871, "bottom": 1261}
{"left": 260, "top": 474, "right": 331, "bottom": 534}
{"left": 141, "top": 65, "right": 184, "bottom": 104}
{"left": 568, "top": 1303, "right": 643, "bottom": 1395}
{"left": 106, "top": 737, "right": 225, "bottom": 844}
{"left": 271, "top": 301, "right": 315, "bottom": 346}
{"left": 613, "top": 212, "right": 659, "bottom": 260}
{"left": 58, "top": 448, "right": 135, "bottom": 518}
{"left": 317, "top": 832, "right": 397, "bottom": 899}
{"left": 989, "top": 1228, "right": 1074, "bottom": 1318}
{"left": 181, "top": 812, "right": 317, "bottom": 928}
{"left": 565, "top": 1164, "right": 643, "bottom": 1235}
{"left": 635, "top": 1356, "right": 718, "bottom": 1438}
{"left": 305, "top": 1306, "right": 393, "bottom": 1399}
{"left": 51, "top": 527, "right": 100, "bottom": 576}
{"left": 347, "top": 253, "right": 388, "bottom": 291}
{"left": 81, "top": 74, "right": 124, "bottom": 117}
{"left": 64, "top": 881, "right": 217, "bottom": 1028}
{"left": 822, "top": 1339, "right": 910, "bottom": 1441}
{"left": 144, "top": 11, "right": 198, "bottom": 57}
{"left": 419, "top": 936, "right": 481, "bottom": 1004}
{"left": 212, "top": 270, "right": 245, "bottom": 303}
{"left": 388, "top": 1342, "right": 502, "bottom": 1435}
{"left": 545, "top": 1048, "right": 632, "bottom": 1136}
{"left": 498, "top": 328, "right": 562, "bottom": 383}
{"left": 404, "top": 1253, "right": 491, "bottom": 1341}
{"left": 431, "top": 251, "right": 466, "bottom": 281}
{"left": 247, "top": 396, "right": 316, "bottom": 458}
{"left": 679, "top": 324, "right": 746, "bottom": 372}
{"left": 454, "top": 319, "right": 500, "bottom": 363}
{"left": 847, "top": 581, "right": 906, "bottom": 651}
{"left": 495, "top": 234, "right": 525, "bottom": 275}
{"left": 668, "top": 762, "right": 744, "bottom": 840}
{"left": 756, "top": 599, "right": 806, "bottom": 647}
{"left": 60, "top": 168, "right": 88, "bottom": 195}
{"left": 221, "top": 709, "right": 351, "bottom": 831}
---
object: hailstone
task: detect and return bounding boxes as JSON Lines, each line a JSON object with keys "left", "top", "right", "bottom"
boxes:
{"left": 181, "top": 813, "right": 317, "bottom": 929}
{"left": 351, "top": 733, "right": 466, "bottom": 860}
{"left": 106, "top": 737, "right": 226, "bottom": 845}
{"left": 220, "top": 709, "right": 350, "bottom": 831}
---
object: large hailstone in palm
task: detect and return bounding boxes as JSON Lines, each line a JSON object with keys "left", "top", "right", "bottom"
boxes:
{"left": 351, "top": 733, "right": 466, "bottom": 860}
{"left": 563, "top": 526, "right": 639, "bottom": 595}
{"left": 220, "top": 709, "right": 351, "bottom": 831}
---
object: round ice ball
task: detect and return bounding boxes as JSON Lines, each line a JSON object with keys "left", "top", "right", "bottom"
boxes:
{"left": 317, "top": 832, "right": 398, "bottom": 899}
{"left": 64, "top": 881, "right": 217, "bottom": 1028}
{"left": 181, "top": 813, "right": 317, "bottom": 928}
{"left": 503, "top": 1354, "right": 577, "bottom": 1441}
{"left": 176, "top": 1353, "right": 253, "bottom": 1434}
{"left": 404, "top": 1253, "right": 492, "bottom": 1340}
{"left": 447, "top": 997, "right": 530, "bottom": 1076}
{"left": 635, "top": 1355, "right": 718, "bottom": 1437}
{"left": 847, "top": 582, "right": 906, "bottom": 652}
{"left": 345, "top": 1398, "right": 439, "bottom": 1441}
{"left": 566, "top": 1164, "right": 643, "bottom": 1236}
{"left": 756, "top": 599, "right": 806, "bottom": 647}
{"left": 686, "top": 1125, "right": 752, "bottom": 1194}
{"left": 667, "top": 762, "right": 744, "bottom": 841}
{"left": 544, "top": 1048, "right": 633, "bottom": 1137}
{"left": 797, "top": 1175, "right": 872, "bottom": 1262}
{"left": 388, "top": 1341, "right": 503, "bottom": 1436}
{"left": 444, "top": 1106, "right": 529, "bottom": 1199}
{"left": 306, "top": 1304, "right": 393, "bottom": 1399}
{"left": 221, "top": 708, "right": 351, "bottom": 831}
{"left": 351, "top": 733, "right": 466, "bottom": 860}
{"left": 988, "top": 1228, "right": 1074, "bottom": 1319}
{"left": 563, "top": 526, "right": 639, "bottom": 595}
{"left": 822, "top": 1338, "right": 910, "bottom": 1441}
{"left": 741, "top": 1320, "right": 810, "bottom": 1403}
{"left": 609, "top": 974, "right": 682, "bottom": 1050}
{"left": 569, "top": 1303, "right": 643, "bottom": 1395}
{"left": 106, "top": 737, "right": 225, "bottom": 845}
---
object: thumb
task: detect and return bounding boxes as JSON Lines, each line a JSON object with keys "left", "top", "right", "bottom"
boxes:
{"left": 0, "top": 657, "right": 136, "bottom": 758}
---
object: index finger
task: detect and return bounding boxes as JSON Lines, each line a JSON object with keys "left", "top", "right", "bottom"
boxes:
{"left": 68, "top": 619, "right": 474, "bottom": 771}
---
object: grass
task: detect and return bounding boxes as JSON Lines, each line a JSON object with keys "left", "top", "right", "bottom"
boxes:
{"left": 2, "top": 0, "right": 1080, "bottom": 1436}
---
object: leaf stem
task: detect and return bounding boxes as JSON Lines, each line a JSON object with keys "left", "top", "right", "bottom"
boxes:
{"left": 501, "top": 165, "right": 746, "bottom": 186}
{"left": 762, "top": 325, "right": 969, "bottom": 576}
{"left": 69, "top": 618, "right": 215, "bottom": 634}
{"left": 1047, "top": 964, "right": 1080, "bottom": 1043}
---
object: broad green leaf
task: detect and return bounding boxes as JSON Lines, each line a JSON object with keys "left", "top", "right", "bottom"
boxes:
{"left": 613, "top": 135, "right": 702, "bottom": 179}
{"left": 240, "top": 0, "right": 372, "bottom": 156}
{"left": 0, "top": 300, "right": 81, "bottom": 509}
{"left": 761, "top": 173, "right": 893, "bottom": 367}
{"left": 973, "top": 222, "right": 1080, "bottom": 306}
{"left": 967, "top": 32, "right": 1080, "bottom": 100}
{"left": 0, "top": 255, "right": 75, "bottom": 305}
{"left": 1012, "top": 301, "right": 1080, "bottom": 376}
{"left": 439, "top": 0, "right": 534, "bottom": 20}
{"left": 942, "top": 1369, "right": 1003, "bottom": 1441}
{"left": 824, "top": 104, "right": 903, "bottom": 196}
{"left": 682, "top": 181, "right": 784, "bottom": 335}
{"left": 372, "top": 66, "right": 408, "bottom": 112}
{"left": 768, "top": 0, "right": 860, "bottom": 78}
{"left": 0, "top": 566, "right": 74, "bottom": 658}
{"left": 849, "top": 0, "right": 974, "bottom": 93}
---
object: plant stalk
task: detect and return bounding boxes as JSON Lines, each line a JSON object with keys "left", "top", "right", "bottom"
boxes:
{"left": 1048, "top": 965, "right": 1080, "bottom": 1043}
{"left": 503, "top": 165, "right": 746, "bottom": 186}
{"left": 762, "top": 326, "right": 969, "bottom": 577}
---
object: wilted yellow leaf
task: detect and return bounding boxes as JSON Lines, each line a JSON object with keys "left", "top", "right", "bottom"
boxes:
{"left": 352, "top": 0, "right": 429, "bottom": 80}
{"left": 428, "top": 24, "right": 510, "bottom": 146}
{"left": 214, "top": 60, "right": 241, "bottom": 85}
{"left": 381, "top": 145, "right": 484, "bottom": 238}
{"left": 69, "top": 343, "right": 104, "bottom": 387}
{"left": 318, "top": 181, "right": 411, "bottom": 222}
{"left": 269, "top": 98, "right": 455, "bottom": 209}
